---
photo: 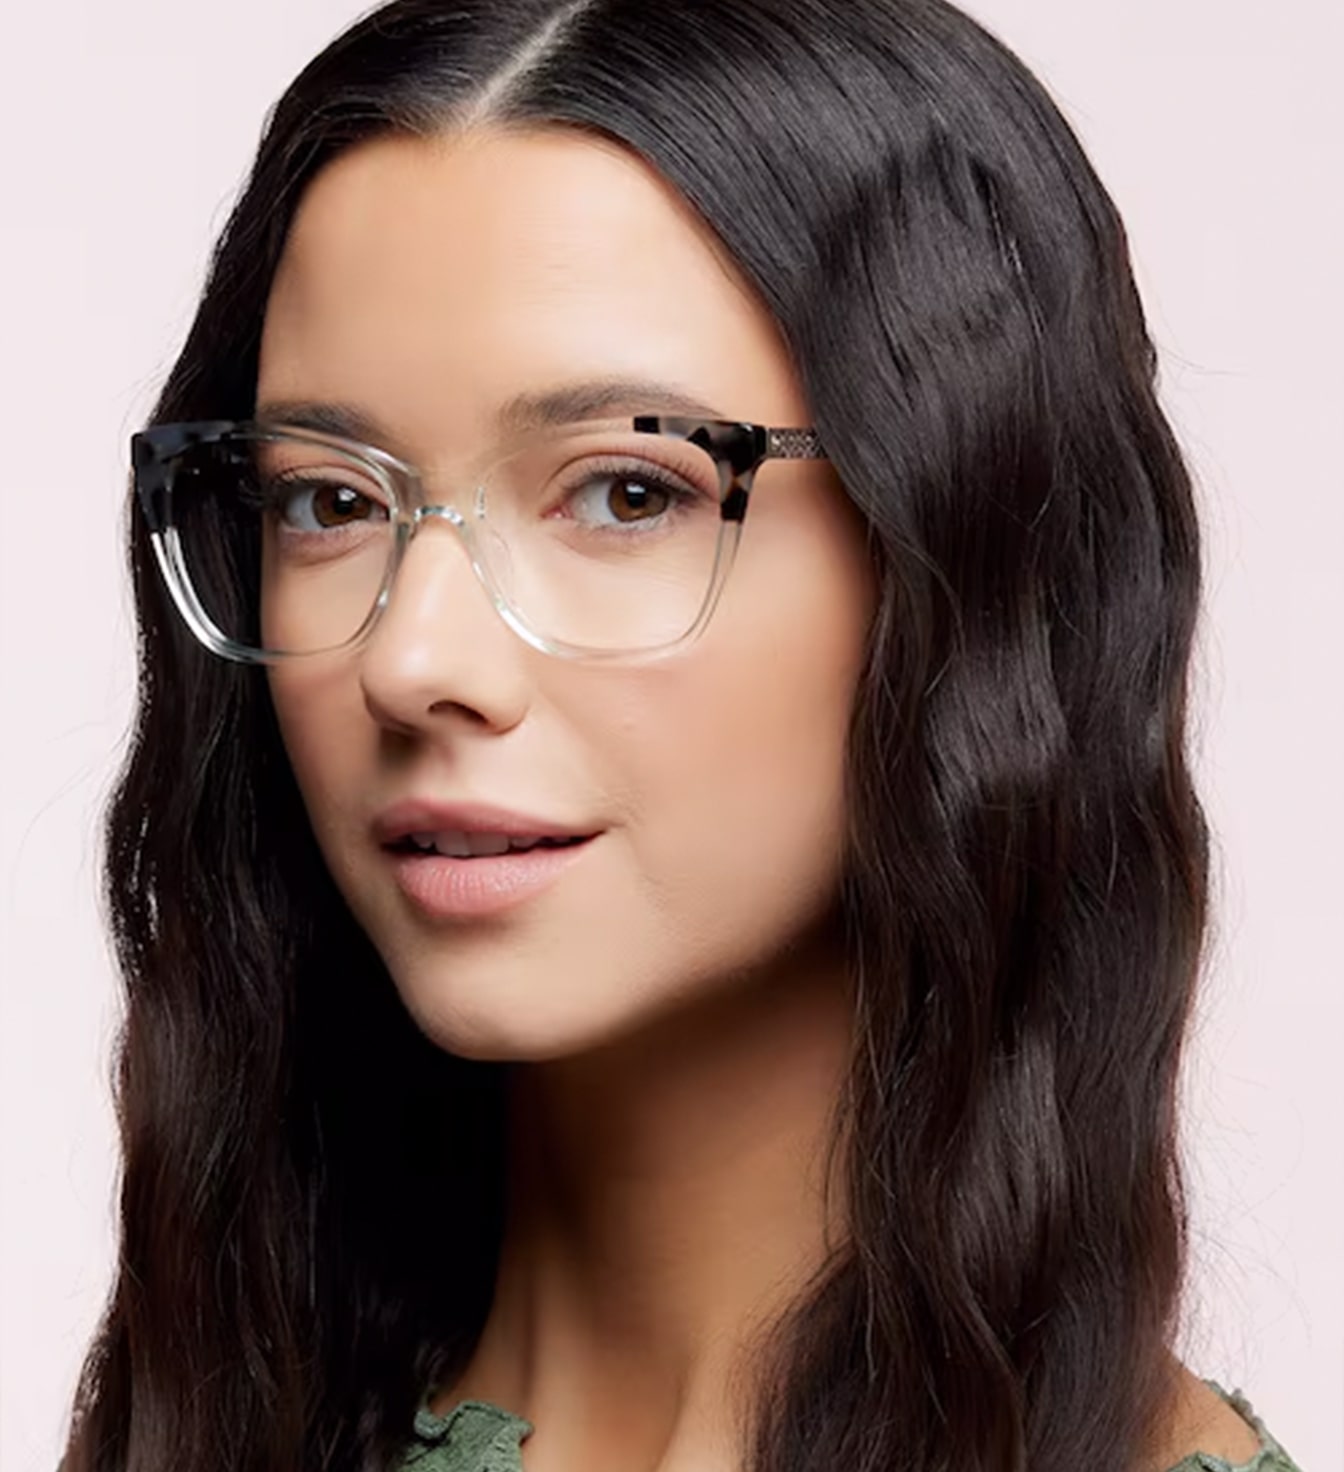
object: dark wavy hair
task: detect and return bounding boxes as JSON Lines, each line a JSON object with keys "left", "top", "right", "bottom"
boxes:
{"left": 64, "top": 2, "right": 1210, "bottom": 1469}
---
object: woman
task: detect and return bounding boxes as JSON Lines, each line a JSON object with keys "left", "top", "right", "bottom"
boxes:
{"left": 62, "top": 1, "right": 1303, "bottom": 1470}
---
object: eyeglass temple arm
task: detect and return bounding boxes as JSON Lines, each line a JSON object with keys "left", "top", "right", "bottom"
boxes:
{"left": 764, "top": 427, "right": 825, "bottom": 461}
{"left": 132, "top": 421, "right": 239, "bottom": 535}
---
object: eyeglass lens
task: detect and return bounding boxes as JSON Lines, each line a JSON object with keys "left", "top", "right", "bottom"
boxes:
{"left": 163, "top": 425, "right": 734, "bottom": 657}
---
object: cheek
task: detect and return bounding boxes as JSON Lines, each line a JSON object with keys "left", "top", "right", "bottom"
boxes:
{"left": 615, "top": 583, "right": 866, "bottom": 956}
{"left": 266, "top": 667, "right": 370, "bottom": 850}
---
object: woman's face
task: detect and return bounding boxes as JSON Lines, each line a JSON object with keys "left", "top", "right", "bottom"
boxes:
{"left": 258, "top": 126, "right": 876, "bottom": 1061}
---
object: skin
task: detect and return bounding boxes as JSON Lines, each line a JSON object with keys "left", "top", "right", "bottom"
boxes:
{"left": 257, "top": 127, "right": 1264, "bottom": 1472}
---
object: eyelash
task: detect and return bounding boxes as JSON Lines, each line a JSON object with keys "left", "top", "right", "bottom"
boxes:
{"left": 250, "top": 458, "right": 711, "bottom": 538}
{"left": 252, "top": 475, "right": 389, "bottom": 534}
{"left": 547, "top": 457, "right": 707, "bottom": 534}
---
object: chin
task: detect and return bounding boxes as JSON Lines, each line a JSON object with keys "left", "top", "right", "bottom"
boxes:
{"left": 390, "top": 962, "right": 645, "bottom": 1065}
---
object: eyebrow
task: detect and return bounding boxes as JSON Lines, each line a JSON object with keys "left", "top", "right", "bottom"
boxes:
{"left": 253, "top": 377, "right": 730, "bottom": 451}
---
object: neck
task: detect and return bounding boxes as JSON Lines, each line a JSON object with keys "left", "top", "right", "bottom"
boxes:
{"left": 442, "top": 922, "right": 855, "bottom": 1472}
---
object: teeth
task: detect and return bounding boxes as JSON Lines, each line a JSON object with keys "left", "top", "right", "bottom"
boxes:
{"left": 409, "top": 830, "right": 565, "bottom": 858}
{"left": 435, "top": 830, "right": 479, "bottom": 858}
{"left": 401, "top": 830, "right": 587, "bottom": 857}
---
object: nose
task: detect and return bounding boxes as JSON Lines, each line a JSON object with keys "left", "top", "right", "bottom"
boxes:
{"left": 357, "top": 507, "right": 533, "bottom": 736}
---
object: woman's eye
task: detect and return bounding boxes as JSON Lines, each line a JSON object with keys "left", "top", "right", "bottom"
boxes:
{"left": 562, "top": 469, "right": 695, "bottom": 529}
{"left": 269, "top": 477, "right": 386, "bottom": 531}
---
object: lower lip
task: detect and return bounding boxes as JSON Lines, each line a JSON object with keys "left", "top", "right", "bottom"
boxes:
{"left": 385, "top": 837, "right": 598, "bottom": 918}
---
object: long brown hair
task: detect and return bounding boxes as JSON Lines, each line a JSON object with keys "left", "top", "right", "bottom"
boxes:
{"left": 66, "top": 2, "right": 1208, "bottom": 1469}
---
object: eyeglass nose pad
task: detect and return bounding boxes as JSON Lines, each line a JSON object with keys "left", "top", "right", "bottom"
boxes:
{"left": 480, "top": 523, "right": 516, "bottom": 603}
{"left": 410, "top": 500, "right": 517, "bottom": 606}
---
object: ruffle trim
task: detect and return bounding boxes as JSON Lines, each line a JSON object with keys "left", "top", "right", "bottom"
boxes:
{"left": 401, "top": 1379, "right": 1301, "bottom": 1472}
{"left": 402, "top": 1396, "right": 533, "bottom": 1472}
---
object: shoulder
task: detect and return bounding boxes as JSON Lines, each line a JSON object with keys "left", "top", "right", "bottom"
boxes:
{"left": 1149, "top": 1370, "right": 1304, "bottom": 1472}
{"left": 399, "top": 1397, "right": 532, "bottom": 1472}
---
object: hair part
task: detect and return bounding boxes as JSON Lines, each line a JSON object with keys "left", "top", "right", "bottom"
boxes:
{"left": 66, "top": 4, "right": 1206, "bottom": 1471}
{"left": 454, "top": 0, "right": 594, "bottom": 127}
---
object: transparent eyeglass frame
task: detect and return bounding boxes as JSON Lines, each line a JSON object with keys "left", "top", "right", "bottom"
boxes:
{"left": 130, "top": 414, "right": 827, "bottom": 664}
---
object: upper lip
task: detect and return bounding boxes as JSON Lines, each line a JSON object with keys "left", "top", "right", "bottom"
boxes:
{"left": 374, "top": 798, "right": 600, "bottom": 846}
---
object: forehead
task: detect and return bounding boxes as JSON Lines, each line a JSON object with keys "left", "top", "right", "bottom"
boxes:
{"left": 256, "top": 127, "right": 805, "bottom": 455}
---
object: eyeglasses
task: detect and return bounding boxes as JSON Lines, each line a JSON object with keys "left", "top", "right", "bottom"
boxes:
{"left": 130, "top": 415, "right": 826, "bottom": 663}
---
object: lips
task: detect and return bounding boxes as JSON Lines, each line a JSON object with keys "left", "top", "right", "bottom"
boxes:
{"left": 373, "top": 797, "right": 600, "bottom": 850}
{"left": 373, "top": 799, "right": 603, "bottom": 916}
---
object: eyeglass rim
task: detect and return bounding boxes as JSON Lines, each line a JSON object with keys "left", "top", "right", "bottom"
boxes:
{"left": 132, "top": 414, "right": 826, "bottom": 516}
{"left": 129, "top": 414, "right": 830, "bottom": 667}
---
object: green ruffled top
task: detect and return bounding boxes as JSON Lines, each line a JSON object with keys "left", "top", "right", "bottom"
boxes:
{"left": 398, "top": 1379, "right": 1303, "bottom": 1471}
